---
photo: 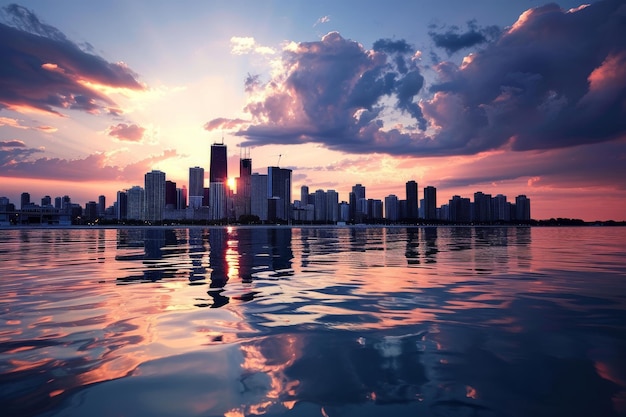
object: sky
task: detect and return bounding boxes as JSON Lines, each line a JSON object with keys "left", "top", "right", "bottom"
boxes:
{"left": 0, "top": 0, "right": 625, "bottom": 221}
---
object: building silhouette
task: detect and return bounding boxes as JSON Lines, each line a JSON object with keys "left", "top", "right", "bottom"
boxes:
{"left": 188, "top": 166, "right": 204, "bottom": 209}
{"left": 145, "top": 170, "right": 166, "bottom": 222}
{"left": 423, "top": 186, "right": 437, "bottom": 221}
{"left": 406, "top": 180, "right": 418, "bottom": 220}
{"left": 268, "top": 167, "right": 292, "bottom": 222}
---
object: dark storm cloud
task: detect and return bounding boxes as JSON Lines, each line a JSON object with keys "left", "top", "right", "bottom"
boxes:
{"left": 212, "top": 0, "right": 626, "bottom": 159}
{"left": 429, "top": 20, "right": 501, "bottom": 54}
{"left": 0, "top": 4, "right": 143, "bottom": 116}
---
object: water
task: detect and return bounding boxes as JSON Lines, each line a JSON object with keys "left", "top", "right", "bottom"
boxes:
{"left": 1, "top": 226, "right": 625, "bottom": 417}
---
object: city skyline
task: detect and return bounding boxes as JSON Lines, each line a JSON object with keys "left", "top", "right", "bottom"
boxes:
{"left": 1, "top": 1, "right": 625, "bottom": 221}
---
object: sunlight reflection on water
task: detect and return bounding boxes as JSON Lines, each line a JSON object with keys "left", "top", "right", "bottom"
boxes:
{"left": 0, "top": 226, "right": 625, "bottom": 417}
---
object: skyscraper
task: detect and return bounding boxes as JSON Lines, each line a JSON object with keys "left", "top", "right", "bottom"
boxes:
{"left": 268, "top": 167, "right": 292, "bottom": 222}
{"left": 351, "top": 183, "right": 366, "bottom": 223}
{"left": 188, "top": 167, "right": 204, "bottom": 209}
{"left": 165, "top": 180, "right": 177, "bottom": 209}
{"left": 251, "top": 173, "right": 268, "bottom": 222}
{"left": 515, "top": 195, "right": 531, "bottom": 221}
{"left": 210, "top": 142, "right": 228, "bottom": 183}
{"left": 406, "top": 180, "right": 418, "bottom": 220}
{"left": 423, "top": 186, "right": 437, "bottom": 221}
{"left": 144, "top": 170, "right": 166, "bottom": 222}
{"left": 98, "top": 195, "right": 106, "bottom": 216}
{"left": 385, "top": 194, "right": 399, "bottom": 221}
{"left": 20, "top": 192, "right": 30, "bottom": 209}
{"left": 235, "top": 154, "right": 252, "bottom": 218}
{"left": 116, "top": 191, "right": 127, "bottom": 220}
{"left": 126, "top": 186, "right": 144, "bottom": 221}
{"left": 326, "top": 189, "right": 339, "bottom": 223}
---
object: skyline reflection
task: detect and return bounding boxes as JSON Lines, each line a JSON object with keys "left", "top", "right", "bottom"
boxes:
{"left": 0, "top": 226, "right": 624, "bottom": 417}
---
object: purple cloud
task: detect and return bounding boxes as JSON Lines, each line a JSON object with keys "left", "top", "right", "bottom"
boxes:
{"left": 429, "top": 20, "right": 501, "bottom": 54}
{"left": 0, "top": 147, "right": 178, "bottom": 182}
{"left": 108, "top": 123, "right": 146, "bottom": 142}
{"left": 215, "top": 0, "right": 625, "bottom": 159}
{"left": 0, "top": 4, "right": 143, "bottom": 116}
{"left": 0, "top": 139, "right": 27, "bottom": 147}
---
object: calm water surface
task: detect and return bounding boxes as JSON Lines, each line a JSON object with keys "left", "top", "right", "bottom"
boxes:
{"left": 1, "top": 226, "right": 625, "bottom": 417}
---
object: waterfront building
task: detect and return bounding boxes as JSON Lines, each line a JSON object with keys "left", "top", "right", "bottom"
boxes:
{"left": 515, "top": 195, "right": 531, "bottom": 221}
{"left": 98, "top": 195, "right": 106, "bottom": 216}
{"left": 492, "top": 194, "right": 510, "bottom": 221}
{"left": 449, "top": 195, "right": 471, "bottom": 223}
{"left": 406, "top": 180, "right": 418, "bottom": 220}
{"left": 188, "top": 167, "right": 204, "bottom": 209}
{"left": 351, "top": 184, "right": 366, "bottom": 223}
{"left": 385, "top": 194, "right": 399, "bottom": 221}
{"left": 209, "top": 182, "right": 227, "bottom": 221}
{"left": 268, "top": 167, "right": 292, "bottom": 222}
{"left": 54, "top": 196, "right": 62, "bottom": 209}
{"left": 85, "top": 201, "right": 98, "bottom": 222}
{"left": 314, "top": 189, "right": 327, "bottom": 222}
{"left": 473, "top": 192, "right": 492, "bottom": 223}
{"left": 235, "top": 155, "right": 252, "bottom": 219}
{"left": 423, "top": 186, "right": 437, "bottom": 221}
{"left": 251, "top": 173, "right": 268, "bottom": 222}
{"left": 145, "top": 170, "right": 166, "bottom": 222}
{"left": 126, "top": 186, "right": 144, "bottom": 221}
{"left": 210, "top": 142, "right": 228, "bottom": 183}
{"left": 326, "top": 190, "right": 339, "bottom": 223}
{"left": 41, "top": 195, "right": 52, "bottom": 207}
{"left": 165, "top": 180, "right": 177, "bottom": 209}
{"left": 116, "top": 191, "right": 127, "bottom": 220}
{"left": 20, "top": 192, "right": 30, "bottom": 209}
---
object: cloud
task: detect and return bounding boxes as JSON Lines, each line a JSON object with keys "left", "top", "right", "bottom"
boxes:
{"left": 0, "top": 147, "right": 178, "bottom": 182}
{"left": 314, "top": 16, "right": 330, "bottom": 27}
{"left": 230, "top": 36, "right": 275, "bottom": 55}
{"left": 204, "top": 117, "right": 249, "bottom": 131}
{"left": 0, "top": 4, "right": 143, "bottom": 116}
{"left": 107, "top": 123, "right": 146, "bottom": 142}
{"left": 429, "top": 20, "right": 501, "bottom": 54}
{"left": 36, "top": 125, "right": 57, "bottom": 133}
{"left": 0, "top": 116, "right": 28, "bottom": 129}
{"left": 215, "top": 0, "right": 626, "bottom": 160}
{"left": 0, "top": 140, "right": 26, "bottom": 147}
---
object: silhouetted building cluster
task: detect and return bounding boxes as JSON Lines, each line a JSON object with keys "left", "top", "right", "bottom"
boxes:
{"left": 1, "top": 143, "right": 531, "bottom": 225}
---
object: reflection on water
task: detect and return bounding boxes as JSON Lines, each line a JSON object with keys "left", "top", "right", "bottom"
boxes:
{"left": 0, "top": 226, "right": 625, "bottom": 417}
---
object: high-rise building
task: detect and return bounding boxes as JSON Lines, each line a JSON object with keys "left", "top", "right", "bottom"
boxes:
{"left": 250, "top": 173, "right": 268, "bottom": 222}
{"left": 98, "top": 195, "right": 106, "bottom": 216}
{"left": 351, "top": 184, "right": 366, "bottom": 223}
{"left": 423, "top": 186, "right": 437, "bottom": 221}
{"left": 492, "top": 194, "right": 510, "bottom": 221}
{"left": 85, "top": 201, "right": 98, "bottom": 222}
{"left": 41, "top": 195, "right": 52, "bottom": 207}
{"left": 235, "top": 154, "right": 252, "bottom": 218}
{"left": 449, "top": 195, "right": 471, "bottom": 223}
{"left": 20, "top": 192, "right": 30, "bottom": 209}
{"left": 209, "top": 182, "right": 227, "bottom": 221}
{"left": 126, "top": 186, "right": 144, "bottom": 221}
{"left": 144, "top": 170, "right": 166, "bottom": 222}
{"left": 165, "top": 180, "right": 177, "bottom": 209}
{"left": 473, "top": 192, "right": 492, "bottom": 223}
{"left": 54, "top": 196, "right": 62, "bottom": 209}
{"left": 314, "top": 189, "right": 327, "bottom": 222}
{"left": 406, "top": 180, "right": 418, "bottom": 220}
{"left": 116, "top": 191, "right": 127, "bottom": 220}
{"left": 189, "top": 167, "right": 204, "bottom": 209}
{"left": 326, "top": 190, "right": 339, "bottom": 223}
{"left": 385, "top": 194, "right": 399, "bottom": 221}
{"left": 300, "top": 186, "right": 309, "bottom": 207}
{"left": 210, "top": 143, "right": 228, "bottom": 183}
{"left": 268, "top": 167, "right": 292, "bottom": 222}
{"left": 515, "top": 195, "right": 531, "bottom": 221}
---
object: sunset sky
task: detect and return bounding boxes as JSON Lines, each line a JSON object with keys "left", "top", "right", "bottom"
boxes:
{"left": 1, "top": 0, "right": 625, "bottom": 221}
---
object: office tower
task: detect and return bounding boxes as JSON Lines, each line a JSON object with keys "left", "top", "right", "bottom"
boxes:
{"left": 492, "top": 194, "right": 510, "bottom": 221}
{"left": 165, "top": 180, "right": 177, "bottom": 209}
{"left": 300, "top": 186, "right": 309, "bottom": 207}
{"left": 98, "top": 195, "right": 106, "bottom": 216}
{"left": 144, "top": 170, "right": 166, "bottom": 222}
{"left": 209, "top": 182, "right": 227, "bottom": 221}
{"left": 515, "top": 195, "right": 531, "bottom": 221}
{"left": 339, "top": 202, "right": 350, "bottom": 222}
{"left": 54, "top": 196, "right": 62, "bottom": 209}
{"left": 406, "top": 180, "right": 418, "bottom": 220}
{"left": 314, "top": 189, "right": 327, "bottom": 222}
{"left": 41, "top": 195, "right": 51, "bottom": 207}
{"left": 210, "top": 142, "right": 228, "bottom": 183}
{"left": 188, "top": 166, "right": 204, "bottom": 209}
{"left": 251, "top": 173, "right": 268, "bottom": 221}
{"left": 85, "top": 201, "right": 98, "bottom": 222}
{"left": 385, "top": 194, "right": 399, "bottom": 221}
{"left": 20, "top": 192, "right": 30, "bottom": 209}
{"left": 116, "top": 191, "right": 128, "bottom": 220}
{"left": 473, "top": 192, "right": 492, "bottom": 222}
{"left": 449, "top": 195, "right": 471, "bottom": 223}
{"left": 268, "top": 167, "right": 292, "bottom": 222}
{"left": 326, "top": 189, "right": 339, "bottom": 223}
{"left": 351, "top": 184, "right": 366, "bottom": 223}
{"left": 177, "top": 186, "right": 187, "bottom": 209}
{"left": 371, "top": 199, "right": 383, "bottom": 220}
{"left": 236, "top": 155, "right": 252, "bottom": 218}
{"left": 126, "top": 186, "right": 144, "bottom": 220}
{"left": 424, "top": 186, "right": 437, "bottom": 221}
